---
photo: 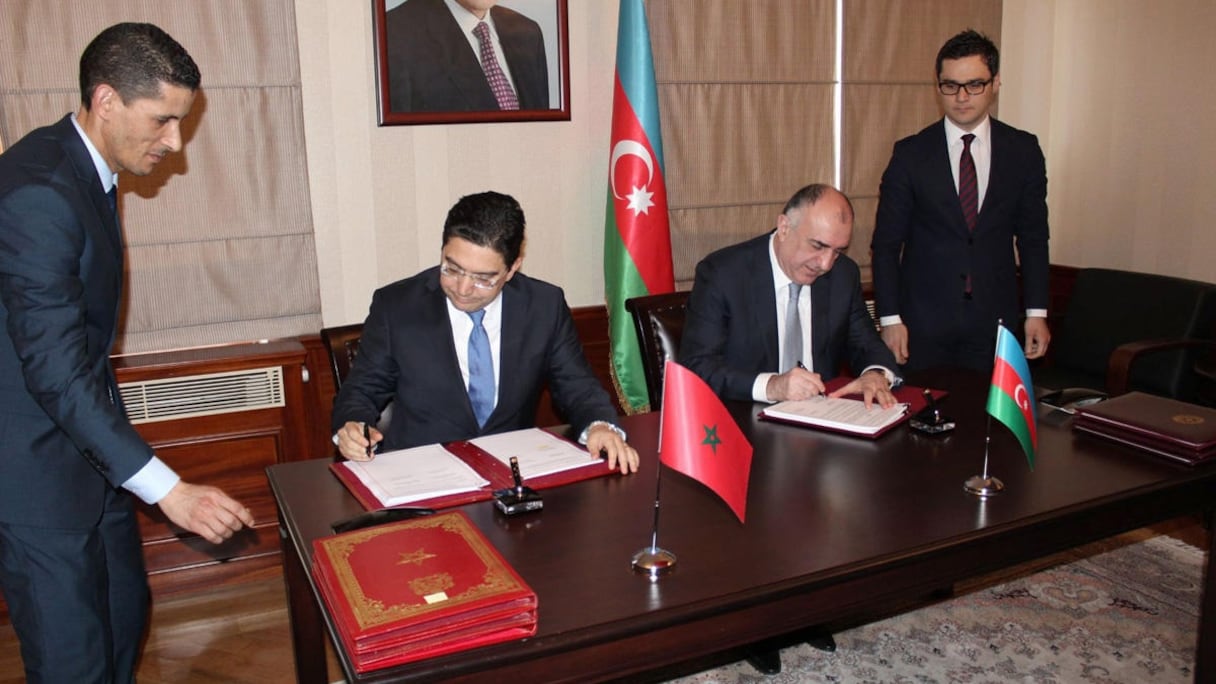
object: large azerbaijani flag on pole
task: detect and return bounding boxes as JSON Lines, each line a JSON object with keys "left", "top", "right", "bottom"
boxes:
{"left": 604, "top": 0, "right": 675, "bottom": 413}
{"left": 987, "top": 324, "right": 1039, "bottom": 469}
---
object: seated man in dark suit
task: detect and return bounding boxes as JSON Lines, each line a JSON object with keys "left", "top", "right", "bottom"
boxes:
{"left": 332, "top": 191, "right": 638, "bottom": 473}
{"left": 385, "top": 0, "right": 549, "bottom": 112}
{"left": 682, "top": 183, "right": 900, "bottom": 410}
{"left": 680, "top": 183, "right": 900, "bottom": 674}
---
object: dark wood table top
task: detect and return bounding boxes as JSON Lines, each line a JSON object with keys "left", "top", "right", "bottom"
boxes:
{"left": 268, "top": 368, "right": 1216, "bottom": 682}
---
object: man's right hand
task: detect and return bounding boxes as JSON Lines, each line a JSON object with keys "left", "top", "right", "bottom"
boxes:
{"left": 337, "top": 420, "right": 381, "bottom": 462}
{"left": 158, "top": 481, "right": 254, "bottom": 545}
{"left": 766, "top": 366, "right": 827, "bottom": 402}
{"left": 881, "top": 323, "right": 909, "bottom": 365}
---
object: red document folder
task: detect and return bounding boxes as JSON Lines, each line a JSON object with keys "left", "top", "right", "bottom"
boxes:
{"left": 312, "top": 510, "right": 537, "bottom": 673}
{"left": 1073, "top": 391, "right": 1216, "bottom": 465}
{"left": 331, "top": 428, "right": 614, "bottom": 511}
{"left": 758, "top": 378, "right": 947, "bottom": 439}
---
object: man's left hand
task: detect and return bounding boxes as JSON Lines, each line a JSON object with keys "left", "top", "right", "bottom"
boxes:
{"left": 1024, "top": 317, "right": 1051, "bottom": 359}
{"left": 586, "top": 424, "right": 640, "bottom": 474}
{"left": 827, "top": 370, "right": 897, "bottom": 409}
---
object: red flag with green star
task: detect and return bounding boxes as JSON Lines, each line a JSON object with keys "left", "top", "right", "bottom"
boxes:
{"left": 659, "top": 361, "right": 753, "bottom": 522}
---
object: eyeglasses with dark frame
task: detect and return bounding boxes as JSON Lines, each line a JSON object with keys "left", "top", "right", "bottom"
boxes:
{"left": 938, "top": 79, "right": 993, "bottom": 96}
{"left": 439, "top": 261, "right": 504, "bottom": 290}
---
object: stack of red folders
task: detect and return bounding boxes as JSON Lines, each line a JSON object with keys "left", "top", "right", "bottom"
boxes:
{"left": 311, "top": 510, "right": 537, "bottom": 673}
{"left": 1073, "top": 391, "right": 1216, "bottom": 466}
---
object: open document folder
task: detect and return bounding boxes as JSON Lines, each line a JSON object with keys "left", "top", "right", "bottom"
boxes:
{"left": 760, "top": 395, "right": 910, "bottom": 437}
{"left": 333, "top": 427, "right": 612, "bottom": 509}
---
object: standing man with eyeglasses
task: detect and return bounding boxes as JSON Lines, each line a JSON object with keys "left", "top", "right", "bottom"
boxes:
{"left": 331, "top": 191, "right": 639, "bottom": 473}
{"left": 871, "top": 29, "right": 1050, "bottom": 372}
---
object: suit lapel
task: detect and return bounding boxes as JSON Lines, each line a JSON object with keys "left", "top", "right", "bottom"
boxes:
{"left": 495, "top": 282, "right": 528, "bottom": 427}
{"left": 925, "top": 120, "right": 972, "bottom": 238}
{"left": 427, "top": 2, "right": 496, "bottom": 108}
{"left": 422, "top": 276, "right": 482, "bottom": 430}
{"left": 810, "top": 271, "right": 832, "bottom": 373}
{"left": 978, "top": 120, "right": 1011, "bottom": 234}
{"left": 56, "top": 117, "right": 125, "bottom": 344}
{"left": 748, "top": 236, "right": 780, "bottom": 366}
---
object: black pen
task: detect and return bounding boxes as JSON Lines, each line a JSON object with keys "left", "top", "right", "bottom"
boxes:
{"left": 796, "top": 360, "right": 807, "bottom": 371}
{"left": 363, "top": 421, "right": 372, "bottom": 459}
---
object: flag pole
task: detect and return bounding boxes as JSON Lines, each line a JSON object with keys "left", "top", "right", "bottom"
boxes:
{"left": 632, "top": 363, "right": 677, "bottom": 579}
{"left": 965, "top": 323, "right": 1006, "bottom": 497}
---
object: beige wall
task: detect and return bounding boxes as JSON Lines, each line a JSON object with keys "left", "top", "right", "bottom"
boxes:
{"left": 299, "top": 0, "right": 1216, "bottom": 327}
{"left": 296, "top": 1, "right": 620, "bottom": 326}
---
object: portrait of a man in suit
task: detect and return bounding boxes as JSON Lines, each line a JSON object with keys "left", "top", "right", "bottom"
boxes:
{"left": 381, "top": 0, "right": 558, "bottom": 116}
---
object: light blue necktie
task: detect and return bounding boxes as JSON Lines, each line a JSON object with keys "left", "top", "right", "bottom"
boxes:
{"left": 467, "top": 309, "right": 495, "bottom": 427}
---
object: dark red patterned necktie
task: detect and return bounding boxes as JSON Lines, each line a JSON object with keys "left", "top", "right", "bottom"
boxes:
{"left": 474, "top": 22, "right": 519, "bottom": 111}
{"left": 959, "top": 133, "right": 978, "bottom": 231}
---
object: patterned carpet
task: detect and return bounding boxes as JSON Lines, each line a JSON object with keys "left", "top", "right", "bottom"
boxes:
{"left": 669, "top": 534, "right": 1203, "bottom": 683}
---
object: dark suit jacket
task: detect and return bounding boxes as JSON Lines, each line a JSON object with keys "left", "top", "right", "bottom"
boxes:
{"left": 871, "top": 118, "right": 1050, "bottom": 349}
{"left": 385, "top": 0, "right": 549, "bottom": 112}
{"left": 680, "top": 232, "right": 898, "bottom": 402}
{"left": 0, "top": 115, "right": 155, "bottom": 528}
{"left": 331, "top": 267, "right": 616, "bottom": 449}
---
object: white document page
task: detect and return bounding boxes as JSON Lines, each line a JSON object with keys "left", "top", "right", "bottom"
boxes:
{"left": 469, "top": 427, "right": 600, "bottom": 479}
{"left": 340, "top": 443, "right": 490, "bottom": 506}
{"left": 764, "top": 396, "right": 908, "bottom": 435}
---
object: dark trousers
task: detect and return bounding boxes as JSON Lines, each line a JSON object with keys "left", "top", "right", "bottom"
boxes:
{"left": 0, "top": 486, "right": 149, "bottom": 683}
{"left": 904, "top": 297, "right": 1006, "bottom": 373}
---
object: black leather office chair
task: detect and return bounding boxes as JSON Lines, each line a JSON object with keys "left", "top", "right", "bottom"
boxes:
{"left": 624, "top": 291, "right": 691, "bottom": 409}
{"left": 1034, "top": 268, "right": 1216, "bottom": 404}
{"left": 320, "top": 323, "right": 364, "bottom": 390}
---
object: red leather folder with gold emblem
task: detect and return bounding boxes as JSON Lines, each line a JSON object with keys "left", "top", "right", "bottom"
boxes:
{"left": 1073, "top": 391, "right": 1216, "bottom": 465}
{"left": 311, "top": 510, "right": 537, "bottom": 673}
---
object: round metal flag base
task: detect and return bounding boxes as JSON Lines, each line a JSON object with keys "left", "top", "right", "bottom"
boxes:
{"left": 632, "top": 547, "right": 677, "bottom": 580}
{"left": 964, "top": 475, "right": 1005, "bottom": 497}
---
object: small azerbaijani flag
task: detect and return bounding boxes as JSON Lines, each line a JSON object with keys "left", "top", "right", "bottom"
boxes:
{"left": 660, "top": 361, "right": 753, "bottom": 522}
{"left": 603, "top": 0, "right": 675, "bottom": 414}
{"left": 987, "top": 324, "right": 1039, "bottom": 469}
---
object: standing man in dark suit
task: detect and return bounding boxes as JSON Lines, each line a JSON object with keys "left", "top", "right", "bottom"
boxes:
{"left": 682, "top": 183, "right": 900, "bottom": 409}
{"left": 332, "top": 191, "right": 638, "bottom": 473}
{"left": 0, "top": 23, "right": 254, "bottom": 683}
{"left": 385, "top": 0, "right": 549, "bottom": 112}
{"left": 871, "top": 29, "right": 1051, "bottom": 372}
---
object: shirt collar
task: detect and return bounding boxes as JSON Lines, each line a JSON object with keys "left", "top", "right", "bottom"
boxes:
{"left": 444, "top": 0, "right": 497, "bottom": 35}
{"left": 944, "top": 114, "right": 991, "bottom": 147}
{"left": 70, "top": 113, "right": 118, "bottom": 194}
{"left": 767, "top": 232, "right": 794, "bottom": 294}
{"left": 446, "top": 288, "right": 505, "bottom": 326}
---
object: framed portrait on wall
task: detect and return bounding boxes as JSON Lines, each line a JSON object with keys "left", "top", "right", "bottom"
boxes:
{"left": 372, "top": 0, "right": 571, "bottom": 125}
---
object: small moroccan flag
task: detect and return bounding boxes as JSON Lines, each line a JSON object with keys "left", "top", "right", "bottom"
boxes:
{"left": 660, "top": 361, "right": 752, "bottom": 522}
{"left": 987, "top": 324, "right": 1039, "bottom": 469}
{"left": 603, "top": 0, "right": 675, "bottom": 413}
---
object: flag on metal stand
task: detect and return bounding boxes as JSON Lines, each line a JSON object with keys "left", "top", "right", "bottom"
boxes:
{"left": 987, "top": 324, "right": 1039, "bottom": 469}
{"left": 633, "top": 361, "right": 752, "bottom": 578}
{"left": 966, "top": 324, "right": 1039, "bottom": 496}
{"left": 603, "top": 0, "right": 675, "bottom": 414}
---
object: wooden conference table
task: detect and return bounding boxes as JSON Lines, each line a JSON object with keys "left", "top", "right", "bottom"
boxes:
{"left": 268, "top": 369, "right": 1216, "bottom": 683}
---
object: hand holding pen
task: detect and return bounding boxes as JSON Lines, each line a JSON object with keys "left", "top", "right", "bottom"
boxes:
{"left": 767, "top": 360, "right": 827, "bottom": 402}
{"left": 337, "top": 420, "right": 380, "bottom": 461}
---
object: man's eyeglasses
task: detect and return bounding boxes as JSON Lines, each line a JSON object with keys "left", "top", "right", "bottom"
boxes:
{"left": 439, "top": 262, "right": 503, "bottom": 290}
{"left": 938, "top": 79, "right": 992, "bottom": 96}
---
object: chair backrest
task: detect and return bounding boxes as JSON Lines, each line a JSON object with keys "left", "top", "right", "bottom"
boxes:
{"left": 320, "top": 323, "right": 364, "bottom": 390}
{"left": 624, "top": 291, "right": 691, "bottom": 409}
{"left": 1051, "top": 268, "right": 1216, "bottom": 398}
